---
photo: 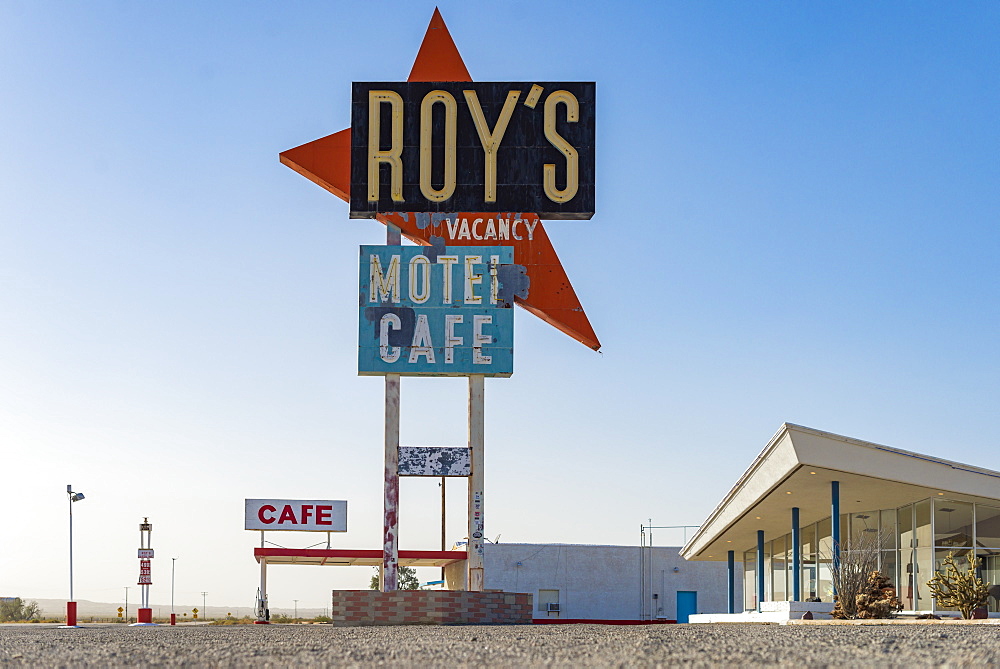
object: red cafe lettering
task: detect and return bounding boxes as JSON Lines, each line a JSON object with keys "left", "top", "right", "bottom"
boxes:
{"left": 244, "top": 498, "right": 348, "bottom": 533}
{"left": 256, "top": 503, "right": 336, "bottom": 526}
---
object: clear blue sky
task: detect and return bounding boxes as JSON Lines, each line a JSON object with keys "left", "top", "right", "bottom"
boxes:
{"left": 2, "top": 1, "right": 997, "bottom": 611}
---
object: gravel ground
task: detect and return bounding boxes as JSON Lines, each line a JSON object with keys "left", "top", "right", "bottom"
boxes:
{"left": 2, "top": 622, "right": 999, "bottom": 667}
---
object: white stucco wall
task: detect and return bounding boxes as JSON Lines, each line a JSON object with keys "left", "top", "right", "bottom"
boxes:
{"left": 446, "top": 543, "right": 740, "bottom": 621}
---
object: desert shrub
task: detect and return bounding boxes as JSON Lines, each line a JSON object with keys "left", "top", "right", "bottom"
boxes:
{"left": 852, "top": 571, "right": 903, "bottom": 619}
{"left": 927, "top": 552, "right": 990, "bottom": 619}
{"left": 830, "top": 531, "right": 884, "bottom": 619}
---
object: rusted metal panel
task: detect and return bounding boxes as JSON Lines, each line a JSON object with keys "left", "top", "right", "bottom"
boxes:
{"left": 398, "top": 446, "right": 471, "bottom": 477}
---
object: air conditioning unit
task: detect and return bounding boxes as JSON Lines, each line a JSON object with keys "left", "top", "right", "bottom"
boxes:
{"left": 545, "top": 603, "right": 560, "bottom": 613}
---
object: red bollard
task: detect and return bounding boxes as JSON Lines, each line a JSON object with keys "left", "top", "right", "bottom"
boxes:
{"left": 170, "top": 613, "right": 176, "bottom": 625}
{"left": 66, "top": 601, "right": 78, "bottom": 627}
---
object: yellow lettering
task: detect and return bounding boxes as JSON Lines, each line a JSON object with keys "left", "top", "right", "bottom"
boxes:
{"left": 408, "top": 255, "right": 431, "bottom": 304}
{"left": 543, "top": 90, "right": 579, "bottom": 203}
{"left": 419, "top": 90, "right": 457, "bottom": 202}
{"left": 464, "top": 89, "right": 521, "bottom": 202}
{"left": 464, "top": 255, "right": 483, "bottom": 304}
{"left": 437, "top": 255, "right": 459, "bottom": 304}
{"left": 368, "top": 90, "right": 404, "bottom": 203}
{"left": 370, "top": 254, "right": 400, "bottom": 303}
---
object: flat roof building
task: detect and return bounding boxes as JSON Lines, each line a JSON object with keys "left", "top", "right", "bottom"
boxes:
{"left": 681, "top": 424, "right": 1000, "bottom": 617}
{"left": 447, "top": 543, "right": 736, "bottom": 623}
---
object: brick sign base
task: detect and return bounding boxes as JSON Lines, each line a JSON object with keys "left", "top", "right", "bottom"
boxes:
{"left": 330, "top": 590, "right": 532, "bottom": 626}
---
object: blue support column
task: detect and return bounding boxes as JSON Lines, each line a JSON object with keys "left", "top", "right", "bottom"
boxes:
{"left": 756, "top": 530, "right": 765, "bottom": 612}
{"left": 727, "top": 550, "right": 735, "bottom": 613}
{"left": 792, "top": 507, "right": 801, "bottom": 601}
{"left": 831, "top": 480, "right": 840, "bottom": 595}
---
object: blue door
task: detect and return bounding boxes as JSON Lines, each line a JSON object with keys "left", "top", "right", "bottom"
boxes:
{"left": 676, "top": 591, "right": 698, "bottom": 623}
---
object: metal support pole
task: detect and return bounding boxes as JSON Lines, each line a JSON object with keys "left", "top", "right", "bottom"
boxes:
{"left": 382, "top": 222, "right": 402, "bottom": 592}
{"left": 256, "top": 557, "right": 268, "bottom": 623}
{"left": 441, "top": 476, "right": 447, "bottom": 583}
{"left": 831, "top": 480, "right": 840, "bottom": 595}
{"left": 383, "top": 373, "right": 400, "bottom": 591}
{"left": 727, "top": 550, "right": 735, "bottom": 614}
{"left": 467, "top": 375, "right": 485, "bottom": 591}
{"left": 68, "top": 487, "right": 74, "bottom": 603}
{"left": 756, "top": 530, "right": 765, "bottom": 612}
{"left": 792, "top": 507, "right": 801, "bottom": 601}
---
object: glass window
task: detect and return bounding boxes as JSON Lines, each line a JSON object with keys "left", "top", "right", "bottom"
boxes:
{"left": 763, "top": 541, "right": 772, "bottom": 600}
{"left": 935, "top": 501, "right": 973, "bottom": 548}
{"left": 899, "top": 504, "right": 914, "bottom": 549}
{"left": 915, "top": 501, "right": 932, "bottom": 548}
{"left": 818, "top": 517, "right": 833, "bottom": 559}
{"left": 880, "top": 508, "right": 897, "bottom": 551}
{"left": 787, "top": 552, "right": 798, "bottom": 600}
{"left": 817, "top": 555, "right": 833, "bottom": 602}
{"left": 840, "top": 514, "right": 849, "bottom": 551}
{"left": 850, "top": 511, "right": 878, "bottom": 549}
{"left": 771, "top": 536, "right": 787, "bottom": 601}
{"left": 537, "top": 589, "right": 559, "bottom": 612}
{"left": 913, "top": 548, "right": 934, "bottom": 611}
{"left": 800, "top": 522, "right": 816, "bottom": 558}
{"left": 801, "top": 552, "right": 818, "bottom": 600}
{"left": 978, "top": 552, "right": 1000, "bottom": 613}
{"left": 743, "top": 550, "right": 756, "bottom": 611}
{"left": 975, "top": 505, "right": 1000, "bottom": 549}
{"left": 880, "top": 549, "right": 898, "bottom": 593}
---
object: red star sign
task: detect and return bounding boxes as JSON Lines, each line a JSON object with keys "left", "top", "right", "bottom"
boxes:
{"left": 280, "top": 9, "right": 600, "bottom": 351}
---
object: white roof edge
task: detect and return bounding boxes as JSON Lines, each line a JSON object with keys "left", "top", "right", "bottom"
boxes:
{"left": 681, "top": 423, "right": 1000, "bottom": 560}
{"left": 680, "top": 423, "right": 794, "bottom": 557}
{"left": 782, "top": 423, "right": 1000, "bottom": 478}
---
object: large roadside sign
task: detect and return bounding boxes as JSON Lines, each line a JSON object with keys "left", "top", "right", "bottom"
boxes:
{"left": 280, "top": 10, "right": 601, "bottom": 351}
{"left": 244, "top": 499, "right": 348, "bottom": 532}
{"left": 350, "top": 82, "right": 595, "bottom": 219}
{"left": 358, "top": 245, "right": 517, "bottom": 377}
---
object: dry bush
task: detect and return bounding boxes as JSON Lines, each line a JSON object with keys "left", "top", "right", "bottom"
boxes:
{"left": 829, "top": 530, "right": 900, "bottom": 619}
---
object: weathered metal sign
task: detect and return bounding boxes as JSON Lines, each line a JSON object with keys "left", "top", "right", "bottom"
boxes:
{"left": 280, "top": 10, "right": 602, "bottom": 350}
{"left": 398, "top": 446, "right": 471, "bottom": 476}
{"left": 244, "top": 499, "right": 348, "bottom": 532}
{"left": 358, "top": 245, "right": 520, "bottom": 377}
{"left": 350, "top": 82, "right": 595, "bottom": 220}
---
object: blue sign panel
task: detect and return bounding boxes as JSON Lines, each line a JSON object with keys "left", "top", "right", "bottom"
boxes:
{"left": 358, "top": 245, "right": 522, "bottom": 377}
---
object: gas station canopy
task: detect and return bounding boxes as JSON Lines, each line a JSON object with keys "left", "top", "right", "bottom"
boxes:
{"left": 254, "top": 548, "right": 466, "bottom": 568}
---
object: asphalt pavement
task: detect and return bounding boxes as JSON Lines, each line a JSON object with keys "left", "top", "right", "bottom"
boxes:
{"left": 1, "top": 622, "right": 998, "bottom": 667}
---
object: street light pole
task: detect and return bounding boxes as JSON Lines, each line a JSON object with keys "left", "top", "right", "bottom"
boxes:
{"left": 68, "top": 486, "right": 74, "bottom": 604}
{"left": 294, "top": 599, "right": 298, "bottom": 621}
{"left": 62, "top": 484, "right": 85, "bottom": 628}
{"left": 202, "top": 592, "right": 207, "bottom": 621}
{"left": 171, "top": 558, "right": 177, "bottom": 625}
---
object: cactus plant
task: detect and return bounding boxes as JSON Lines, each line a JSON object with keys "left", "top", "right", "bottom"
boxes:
{"left": 926, "top": 552, "right": 990, "bottom": 619}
